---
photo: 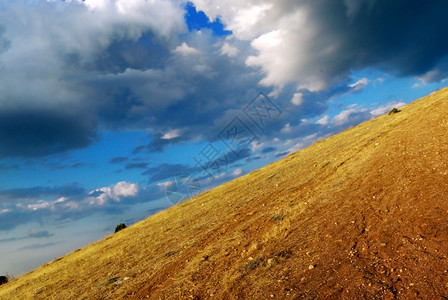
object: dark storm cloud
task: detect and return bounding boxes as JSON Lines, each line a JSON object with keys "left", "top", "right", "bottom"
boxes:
{"left": 0, "top": 0, "right": 186, "bottom": 158}
{"left": 306, "top": 0, "right": 448, "bottom": 80}
{"left": 0, "top": 109, "right": 96, "bottom": 157}
{"left": 225, "top": 0, "right": 448, "bottom": 91}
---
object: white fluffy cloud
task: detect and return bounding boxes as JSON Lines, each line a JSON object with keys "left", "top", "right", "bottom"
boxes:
{"left": 220, "top": 42, "right": 239, "bottom": 57}
{"left": 174, "top": 42, "right": 201, "bottom": 56}
{"left": 291, "top": 92, "right": 304, "bottom": 106}
{"left": 332, "top": 108, "right": 368, "bottom": 127}
{"left": 192, "top": 0, "right": 340, "bottom": 91}
{"left": 348, "top": 78, "right": 369, "bottom": 92}
{"left": 90, "top": 181, "right": 139, "bottom": 205}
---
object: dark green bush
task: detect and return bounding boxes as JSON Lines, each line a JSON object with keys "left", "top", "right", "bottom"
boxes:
{"left": 114, "top": 223, "right": 127, "bottom": 233}
{"left": 0, "top": 275, "right": 7, "bottom": 285}
{"left": 388, "top": 108, "right": 401, "bottom": 115}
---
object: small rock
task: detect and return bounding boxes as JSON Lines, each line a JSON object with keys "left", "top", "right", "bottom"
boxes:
{"left": 308, "top": 264, "right": 315, "bottom": 270}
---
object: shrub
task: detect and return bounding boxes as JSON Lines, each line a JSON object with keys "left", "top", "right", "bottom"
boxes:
{"left": 388, "top": 108, "right": 401, "bottom": 115}
{"left": 114, "top": 223, "right": 127, "bottom": 233}
{"left": 0, "top": 275, "right": 7, "bottom": 286}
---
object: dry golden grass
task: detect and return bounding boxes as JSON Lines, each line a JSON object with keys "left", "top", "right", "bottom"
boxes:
{"left": 2, "top": 87, "right": 448, "bottom": 299}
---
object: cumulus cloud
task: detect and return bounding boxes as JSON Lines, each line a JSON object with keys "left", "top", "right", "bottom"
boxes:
{"left": 0, "top": 180, "right": 166, "bottom": 231}
{"left": 194, "top": 0, "right": 448, "bottom": 93}
{"left": 174, "top": 42, "right": 201, "bottom": 56}
{"left": 316, "top": 115, "right": 329, "bottom": 126}
{"left": 291, "top": 92, "right": 304, "bottom": 106}
{"left": 220, "top": 42, "right": 239, "bottom": 57}
{"left": 88, "top": 181, "right": 139, "bottom": 205}
{"left": 332, "top": 108, "right": 369, "bottom": 127}
{"left": 0, "top": 0, "right": 186, "bottom": 157}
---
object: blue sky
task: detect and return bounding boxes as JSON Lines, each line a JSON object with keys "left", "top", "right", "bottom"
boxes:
{"left": 1, "top": 0, "right": 448, "bottom": 276}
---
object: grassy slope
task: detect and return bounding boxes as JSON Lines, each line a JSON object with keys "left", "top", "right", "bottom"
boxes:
{"left": 2, "top": 87, "right": 448, "bottom": 299}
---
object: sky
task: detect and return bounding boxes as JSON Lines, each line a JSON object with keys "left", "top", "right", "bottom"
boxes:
{"left": 1, "top": 0, "right": 448, "bottom": 276}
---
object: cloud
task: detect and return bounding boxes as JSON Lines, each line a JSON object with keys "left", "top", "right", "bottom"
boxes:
{"left": 0, "top": 180, "right": 161, "bottom": 231}
{"left": 316, "top": 115, "right": 329, "bottom": 126}
{"left": 332, "top": 108, "right": 369, "bottom": 127}
{"left": 348, "top": 78, "right": 369, "bottom": 92}
{"left": 232, "top": 168, "right": 243, "bottom": 177}
{"left": 18, "top": 242, "right": 62, "bottom": 251}
{"left": 0, "top": 0, "right": 186, "bottom": 158}
{"left": 1, "top": 0, "right": 448, "bottom": 161}
{"left": 0, "top": 184, "right": 85, "bottom": 203}
{"left": 291, "top": 93, "right": 304, "bottom": 106}
{"left": 88, "top": 181, "right": 139, "bottom": 205}
{"left": 221, "top": 42, "right": 239, "bottom": 57}
{"left": 144, "top": 163, "right": 200, "bottom": 183}
{"left": 125, "top": 162, "right": 149, "bottom": 170}
{"left": 110, "top": 156, "right": 128, "bottom": 164}
{"left": 28, "top": 230, "right": 53, "bottom": 239}
{"left": 0, "top": 109, "right": 96, "bottom": 157}
{"left": 0, "top": 230, "right": 53, "bottom": 243}
{"left": 261, "top": 147, "right": 276, "bottom": 154}
{"left": 174, "top": 42, "right": 200, "bottom": 56}
{"left": 161, "top": 129, "right": 181, "bottom": 140}
{"left": 194, "top": 0, "right": 448, "bottom": 93}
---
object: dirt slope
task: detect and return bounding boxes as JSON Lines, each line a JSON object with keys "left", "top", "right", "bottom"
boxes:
{"left": 2, "top": 87, "right": 448, "bottom": 299}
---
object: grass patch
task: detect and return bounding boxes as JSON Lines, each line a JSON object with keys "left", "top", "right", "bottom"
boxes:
{"left": 269, "top": 211, "right": 286, "bottom": 222}
{"left": 242, "top": 257, "right": 263, "bottom": 271}
{"left": 165, "top": 250, "right": 179, "bottom": 257}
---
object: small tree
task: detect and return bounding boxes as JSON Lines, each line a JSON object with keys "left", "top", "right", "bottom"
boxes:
{"left": 114, "top": 223, "right": 127, "bottom": 233}
{"left": 0, "top": 275, "right": 8, "bottom": 286}
{"left": 388, "top": 108, "right": 401, "bottom": 115}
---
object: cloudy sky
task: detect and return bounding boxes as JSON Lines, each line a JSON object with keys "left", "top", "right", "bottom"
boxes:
{"left": 1, "top": 0, "right": 448, "bottom": 276}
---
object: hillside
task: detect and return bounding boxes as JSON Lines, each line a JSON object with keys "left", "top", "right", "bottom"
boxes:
{"left": 2, "top": 87, "right": 448, "bottom": 299}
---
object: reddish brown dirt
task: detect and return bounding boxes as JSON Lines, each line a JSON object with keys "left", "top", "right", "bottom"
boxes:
{"left": 2, "top": 87, "right": 448, "bottom": 299}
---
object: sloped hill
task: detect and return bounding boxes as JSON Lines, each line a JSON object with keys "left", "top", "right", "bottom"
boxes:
{"left": 2, "top": 87, "right": 448, "bottom": 299}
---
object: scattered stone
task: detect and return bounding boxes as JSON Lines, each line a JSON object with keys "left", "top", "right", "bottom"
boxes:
{"left": 308, "top": 264, "right": 315, "bottom": 270}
